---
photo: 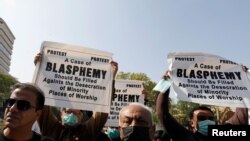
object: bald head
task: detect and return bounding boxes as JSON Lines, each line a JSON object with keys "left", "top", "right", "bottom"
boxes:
{"left": 119, "top": 103, "right": 153, "bottom": 127}
{"left": 119, "top": 103, "right": 155, "bottom": 141}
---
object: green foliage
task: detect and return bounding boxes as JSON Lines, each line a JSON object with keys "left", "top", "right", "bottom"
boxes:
{"left": 0, "top": 121, "right": 4, "bottom": 129}
{"left": 0, "top": 72, "right": 18, "bottom": 105}
{"left": 152, "top": 111, "right": 160, "bottom": 126}
{"left": 170, "top": 100, "right": 221, "bottom": 125}
{"left": 170, "top": 101, "right": 200, "bottom": 125}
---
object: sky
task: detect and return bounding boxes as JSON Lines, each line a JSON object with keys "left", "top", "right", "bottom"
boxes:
{"left": 1, "top": 0, "right": 250, "bottom": 83}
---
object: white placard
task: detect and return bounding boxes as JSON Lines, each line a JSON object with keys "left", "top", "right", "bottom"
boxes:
{"left": 32, "top": 41, "right": 113, "bottom": 113}
{"left": 105, "top": 79, "right": 144, "bottom": 127}
{"left": 168, "top": 52, "right": 250, "bottom": 108}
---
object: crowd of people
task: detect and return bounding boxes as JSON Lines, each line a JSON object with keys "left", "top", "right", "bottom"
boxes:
{"left": 0, "top": 53, "right": 249, "bottom": 141}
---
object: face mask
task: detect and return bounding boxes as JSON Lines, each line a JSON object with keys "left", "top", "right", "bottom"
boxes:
{"left": 63, "top": 113, "right": 78, "bottom": 126}
{"left": 197, "top": 120, "right": 216, "bottom": 136}
{"left": 122, "top": 126, "right": 150, "bottom": 141}
{"left": 107, "top": 128, "right": 120, "bottom": 140}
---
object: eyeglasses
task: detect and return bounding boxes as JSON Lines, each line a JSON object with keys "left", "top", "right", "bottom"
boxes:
{"left": 5, "top": 98, "right": 36, "bottom": 111}
{"left": 197, "top": 115, "right": 214, "bottom": 121}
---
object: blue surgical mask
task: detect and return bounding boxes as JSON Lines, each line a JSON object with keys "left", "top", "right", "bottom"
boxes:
{"left": 197, "top": 120, "right": 216, "bottom": 136}
{"left": 63, "top": 113, "right": 78, "bottom": 126}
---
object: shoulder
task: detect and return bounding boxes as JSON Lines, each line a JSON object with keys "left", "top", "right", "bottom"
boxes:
{"left": 32, "top": 132, "right": 55, "bottom": 141}
{"left": 41, "top": 136, "right": 55, "bottom": 141}
{"left": 0, "top": 134, "right": 6, "bottom": 140}
{"left": 0, "top": 129, "right": 7, "bottom": 141}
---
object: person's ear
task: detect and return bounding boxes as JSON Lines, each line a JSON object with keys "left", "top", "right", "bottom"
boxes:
{"left": 190, "top": 120, "right": 195, "bottom": 128}
{"left": 189, "top": 119, "right": 192, "bottom": 125}
{"left": 36, "top": 109, "right": 42, "bottom": 119}
{"left": 60, "top": 110, "right": 66, "bottom": 119}
{"left": 190, "top": 119, "right": 199, "bottom": 132}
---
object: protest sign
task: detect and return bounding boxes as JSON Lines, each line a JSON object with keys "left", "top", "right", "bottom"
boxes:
{"left": 167, "top": 52, "right": 250, "bottom": 108}
{"left": 105, "top": 79, "right": 144, "bottom": 127}
{"left": 32, "top": 41, "right": 113, "bottom": 113}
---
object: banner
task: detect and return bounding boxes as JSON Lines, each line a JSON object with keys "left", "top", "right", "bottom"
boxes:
{"left": 105, "top": 79, "right": 144, "bottom": 127}
{"left": 168, "top": 52, "right": 250, "bottom": 108}
{"left": 32, "top": 41, "right": 113, "bottom": 113}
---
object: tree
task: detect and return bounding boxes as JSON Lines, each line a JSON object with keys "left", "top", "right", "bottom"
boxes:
{"left": 0, "top": 72, "right": 18, "bottom": 106}
{"left": 170, "top": 101, "right": 200, "bottom": 125}
{"left": 170, "top": 100, "right": 225, "bottom": 126}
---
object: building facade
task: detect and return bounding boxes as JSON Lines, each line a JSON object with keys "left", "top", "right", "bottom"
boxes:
{"left": 0, "top": 18, "right": 15, "bottom": 73}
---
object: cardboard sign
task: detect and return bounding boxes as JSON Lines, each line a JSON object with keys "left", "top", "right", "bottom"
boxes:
{"left": 168, "top": 52, "right": 250, "bottom": 108}
{"left": 32, "top": 41, "right": 113, "bottom": 113}
{"left": 105, "top": 79, "right": 144, "bottom": 127}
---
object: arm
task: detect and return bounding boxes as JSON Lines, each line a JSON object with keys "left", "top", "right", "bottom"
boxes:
{"left": 226, "top": 108, "right": 249, "bottom": 125}
{"left": 156, "top": 88, "right": 194, "bottom": 140}
{"left": 38, "top": 106, "right": 59, "bottom": 135}
{"left": 85, "top": 80, "right": 115, "bottom": 137}
{"left": 242, "top": 65, "right": 249, "bottom": 74}
{"left": 34, "top": 53, "right": 42, "bottom": 65}
{"left": 141, "top": 83, "right": 149, "bottom": 105}
{"left": 85, "top": 61, "right": 118, "bottom": 136}
{"left": 34, "top": 53, "right": 60, "bottom": 135}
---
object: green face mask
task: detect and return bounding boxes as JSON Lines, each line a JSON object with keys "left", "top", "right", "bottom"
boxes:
{"left": 198, "top": 120, "right": 216, "bottom": 136}
{"left": 107, "top": 128, "right": 120, "bottom": 140}
{"left": 63, "top": 113, "right": 78, "bottom": 126}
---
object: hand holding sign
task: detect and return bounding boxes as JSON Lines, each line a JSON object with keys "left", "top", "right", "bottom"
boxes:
{"left": 167, "top": 52, "right": 250, "bottom": 108}
{"left": 32, "top": 41, "right": 114, "bottom": 113}
{"left": 34, "top": 53, "right": 42, "bottom": 65}
{"left": 111, "top": 61, "right": 118, "bottom": 78}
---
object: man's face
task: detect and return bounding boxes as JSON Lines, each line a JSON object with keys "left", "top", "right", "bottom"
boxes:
{"left": 191, "top": 109, "right": 214, "bottom": 132}
{"left": 119, "top": 105, "right": 155, "bottom": 140}
{"left": 4, "top": 88, "right": 40, "bottom": 130}
{"left": 61, "top": 108, "right": 83, "bottom": 125}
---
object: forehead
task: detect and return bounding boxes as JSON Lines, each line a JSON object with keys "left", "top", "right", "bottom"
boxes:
{"left": 64, "top": 108, "right": 80, "bottom": 112}
{"left": 121, "top": 105, "right": 151, "bottom": 120}
{"left": 193, "top": 109, "right": 213, "bottom": 117}
{"left": 10, "top": 88, "right": 37, "bottom": 103}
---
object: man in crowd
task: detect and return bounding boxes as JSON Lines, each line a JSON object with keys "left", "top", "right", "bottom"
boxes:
{"left": 156, "top": 88, "right": 215, "bottom": 141}
{"left": 0, "top": 83, "right": 53, "bottom": 141}
{"left": 118, "top": 103, "right": 155, "bottom": 141}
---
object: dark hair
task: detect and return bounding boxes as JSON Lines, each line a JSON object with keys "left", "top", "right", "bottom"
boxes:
{"left": 189, "top": 106, "right": 213, "bottom": 119}
{"left": 11, "top": 83, "right": 45, "bottom": 110}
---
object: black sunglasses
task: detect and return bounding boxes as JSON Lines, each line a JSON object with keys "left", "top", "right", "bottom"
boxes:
{"left": 5, "top": 98, "right": 36, "bottom": 111}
